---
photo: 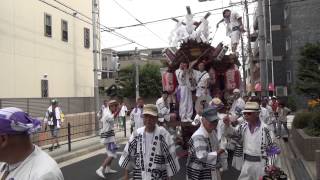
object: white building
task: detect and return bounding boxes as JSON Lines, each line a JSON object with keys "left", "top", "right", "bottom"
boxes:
{"left": 0, "top": 0, "right": 98, "bottom": 98}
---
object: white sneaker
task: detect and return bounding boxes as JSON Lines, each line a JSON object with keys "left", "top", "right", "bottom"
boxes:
{"left": 104, "top": 167, "right": 117, "bottom": 174}
{"left": 96, "top": 167, "right": 105, "bottom": 178}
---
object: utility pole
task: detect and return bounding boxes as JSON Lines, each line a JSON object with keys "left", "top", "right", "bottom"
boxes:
{"left": 263, "top": 0, "right": 269, "bottom": 94}
{"left": 258, "top": 0, "right": 267, "bottom": 96}
{"left": 244, "top": 0, "right": 254, "bottom": 94}
{"left": 268, "top": 0, "right": 275, "bottom": 96}
{"left": 240, "top": 32, "right": 247, "bottom": 94}
{"left": 135, "top": 47, "right": 139, "bottom": 100}
{"left": 92, "top": 0, "right": 100, "bottom": 133}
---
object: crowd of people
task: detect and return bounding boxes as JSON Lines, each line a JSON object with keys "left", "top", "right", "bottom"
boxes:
{"left": 0, "top": 91, "right": 291, "bottom": 180}
{"left": 93, "top": 89, "right": 291, "bottom": 179}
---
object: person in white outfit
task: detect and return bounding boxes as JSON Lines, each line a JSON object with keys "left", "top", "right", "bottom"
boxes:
{"left": 156, "top": 91, "right": 171, "bottom": 123}
{"left": 223, "top": 102, "right": 274, "bottom": 180}
{"left": 230, "top": 89, "right": 245, "bottom": 116}
{"left": 0, "top": 107, "right": 64, "bottom": 180}
{"left": 97, "top": 100, "right": 108, "bottom": 120}
{"left": 43, "top": 99, "right": 64, "bottom": 151}
{"left": 260, "top": 99, "right": 274, "bottom": 139}
{"left": 119, "top": 104, "right": 180, "bottom": 180}
{"left": 175, "top": 61, "right": 196, "bottom": 122}
{"left": 129, "top": 97, "right": 144, "bottom": 133}
{"left": 216, "top": 9, "right": 244, "bottom": 53}
{"left": 186, "top": 107, "right": 226, "bottom": 180}
{"left": 119, "top": 102, "right": 128, "bottom": 130}
{"left": 96, "top": 100, "right": 119, "bottom": 178}
{"left": 195, "top": 61, "right": 210, "bottom": 98}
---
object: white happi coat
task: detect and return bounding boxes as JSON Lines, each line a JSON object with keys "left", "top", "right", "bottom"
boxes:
{"left": 119, "top": 105, "right": 128, "bottom": 117}
{"left": 225, "top": 11, "right": 241, "bottom": 45}
{"left": 175, "top": 68, "right": 196, "bottom": 121}
{"left": 259, "top": 106, "right": 275, "bottom": 138}
{"left": 130, "top": 107, "right": 144, "bottom": 131}
{"left": 44, "top": 106, "right": 63, "bottom": 128}
{"left": 224, "top": 121, "right": 273, "bottom": 180}
{"left": 195, "top": 70, "right": 210, "bottom": 97}
{"left": 0, "top": 146, "right": 63, "bottom": 180}
{"left": 230, "top": 97, "right": 245, "bottom": 115}
{"left": 119, "top": 125, "right": 180, "bottom": 180}
{"left": 100, "top": 107, "right": 116, "bottom": 144}
{"left": 156, "top": 97, "right": 170, "bottom": 122}
{"left": 186, "top": 125, "right": 222, "bottom": 180}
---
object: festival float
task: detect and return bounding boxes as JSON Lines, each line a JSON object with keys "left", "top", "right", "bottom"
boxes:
{"left": 161, "top": 6, "right": 241, "bottom": 148}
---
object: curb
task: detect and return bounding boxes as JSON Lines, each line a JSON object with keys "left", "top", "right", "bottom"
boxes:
{"left": 288, "top": 137, "right": 315, "bottom": 180}
{"left": 278, "top": 139, "right": 295, "bottom": 180}
{"left": 53, "top": 136, "right": 129, "bottom": 164}
{"left": 54, "top": 143, "right": 105, "bottom": 164}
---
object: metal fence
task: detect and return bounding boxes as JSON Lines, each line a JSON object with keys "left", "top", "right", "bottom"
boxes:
{"left": 0, "top": 97, "right": 96, "bottom": 117}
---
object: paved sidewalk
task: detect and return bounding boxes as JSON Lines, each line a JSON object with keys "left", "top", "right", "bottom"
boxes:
{"left": 283, "top": 115, "right": 315, "bottom": 180}
{"left": 44, "top": 121, "right": 131, "bottom": 164}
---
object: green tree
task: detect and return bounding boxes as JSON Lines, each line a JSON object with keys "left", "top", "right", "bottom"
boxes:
{"left": 118, "top": 64, "right": 136, "bottom": 98}
{"left": 296, "top": 43, "right": 320, "bottom": 98}
{"left": 118, "top": 63, "right": 162, "bottom": 98}
{"left": 139, "top": 63, "right": 162, "bottom": 98}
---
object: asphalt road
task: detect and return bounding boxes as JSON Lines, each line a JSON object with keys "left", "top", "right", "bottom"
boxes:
{"left": 61, "top": 145, "right": 240, "bottom": 180}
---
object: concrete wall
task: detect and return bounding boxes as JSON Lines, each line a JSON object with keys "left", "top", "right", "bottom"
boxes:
{"left": 0, "top": 0, "right": 95, "bottom": 98}
{"left": 292, "top": 128, "right": 320, "bottom": 161}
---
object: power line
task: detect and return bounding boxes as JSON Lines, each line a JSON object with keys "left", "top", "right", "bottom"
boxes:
{"left": 108, "top": 0, "right": 310, "bottom": 30}
{"left": 38, "top": 0, "right": 149, "bottom": 49}
{"left": 38, "top": 0, "right": 311, "bottom": 49}
{"left": 47, "top": 0, "right": 150, "bottom": 49}
{"left": 110, "top": 3, "right": 244, "bottom": 30}
{"left": 105, "top": 42, "right": 135, "bottom": 49}
{"left": 53, "top": 0, "right": 92, "bottom": 21}
{"left": 39, "top": 0, "right": 92, "bottom": 24}
{"left": 111, "top": 0, "right": 169, "bottom": 45}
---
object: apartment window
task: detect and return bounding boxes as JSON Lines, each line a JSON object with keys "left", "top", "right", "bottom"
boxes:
{"left": 284, "top": 6, "right": 289, "bottom": 20}
{"left": 286, "top": 71, "right": 292, "bottom": 83}
{"left": 44, "top": 13, "right": 52, "bottom": 37}
{"left": 41, "top": 79, "right": 49, "bottom": 97}
{"left": 84, "top": 28, "right": 90, "bottom": 48}
{"left": 286, "top": 37, "right": 291, "bottom": 51}
{"left": 61, "top": 20, "right": 68, "bottom": 42}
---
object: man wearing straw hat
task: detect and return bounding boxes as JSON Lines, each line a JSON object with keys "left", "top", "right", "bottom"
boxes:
{"left": 223, "top": 102, "right": 273, "bottom": 180}
{"left": 119, "top": 104, "right": 180, "bottom": 180}
{"left": 0, "top": 107, "right": 63, "bottom": 180}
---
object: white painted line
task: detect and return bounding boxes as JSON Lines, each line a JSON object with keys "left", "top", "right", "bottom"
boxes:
{"left": 58, "top": 149, "right": 124, "bottom": 168}
{"left": 59, "top": 148, "right": 105, "bottom": 168}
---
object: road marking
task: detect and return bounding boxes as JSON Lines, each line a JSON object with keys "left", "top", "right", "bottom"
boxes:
{"left": 59, "top": 149, "right": 124, "bottom": 168}
{"left": 59, "top": 148, "right": 104, "bottom": 168}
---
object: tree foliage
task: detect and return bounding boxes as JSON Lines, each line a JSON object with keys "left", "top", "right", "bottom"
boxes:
{"left": 296, "top": 43, "right": 320, "bottom": 98}
{"left": 118, "top": 63, "right": 162, "bottom": 98}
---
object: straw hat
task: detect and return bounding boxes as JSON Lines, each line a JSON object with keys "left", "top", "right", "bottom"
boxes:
{"left": 143, "top": 104, "right": 158, "bottom": 117}
{"left": 242, "top": 102, "right": 260, "bottom": 113}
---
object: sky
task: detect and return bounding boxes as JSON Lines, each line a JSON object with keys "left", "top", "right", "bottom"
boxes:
{"left": 99, "top": 0, "right": 256, "bottom": 51}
